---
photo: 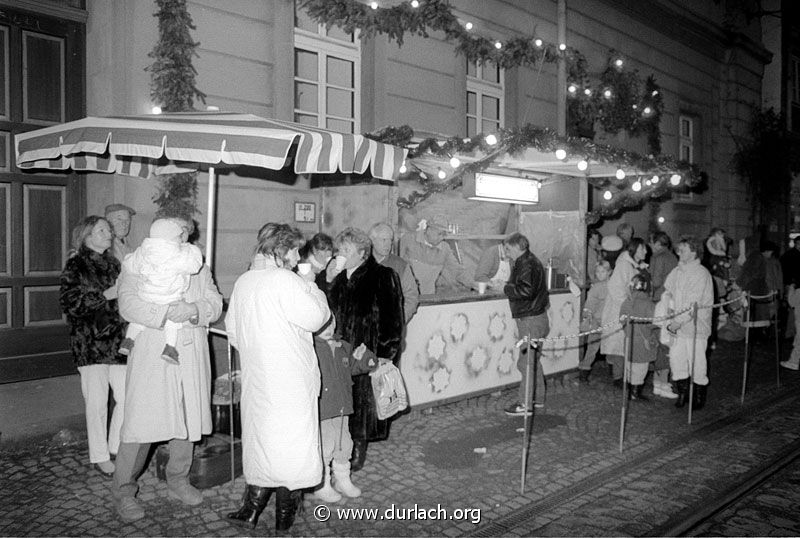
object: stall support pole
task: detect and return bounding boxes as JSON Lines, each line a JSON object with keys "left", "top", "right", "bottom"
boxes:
{"left": 227, "top": 340, "right": 235, "bottom": 482}
{"left": 741, "top": 294, "right": 751, "bottom": 405}
{"left": 687, "top": 303, "right": 698, "bottom": 425}
{"left": 205, "top": 166, "right": 217, "bottom": 269}
{"left": 618, "top": 319, "right": 631, "bottom": 453}
{"left": 775, "top": 294, "right": 781, "bottom": 388}
{"left": 520, "top": 336, "right": 534, "bottom": 495}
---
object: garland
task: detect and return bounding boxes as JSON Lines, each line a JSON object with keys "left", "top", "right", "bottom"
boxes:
{"left": 366, "top": 124, "right": 706, "bottom": 225}
{"left": 300, "top": 0, "right": 663, "bottom": 151}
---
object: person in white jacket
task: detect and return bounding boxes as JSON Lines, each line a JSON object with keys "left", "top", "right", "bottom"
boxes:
{"left": 224, "top": 223, "right": 330, "bottom": 533}
{"left": 663, "top": 236, "right": 714, "bottom": 410}
{"left": 119, "top": 218, "right": 203, "bottom": 363}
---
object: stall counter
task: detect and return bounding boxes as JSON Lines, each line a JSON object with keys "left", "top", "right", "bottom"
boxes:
{"left": 401, "top": 290, "right": 580, "bottom": 408}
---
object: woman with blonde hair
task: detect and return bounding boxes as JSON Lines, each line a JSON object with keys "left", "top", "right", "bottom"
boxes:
{"left": 60, "top": 215, "right": 127, "bottom": 476}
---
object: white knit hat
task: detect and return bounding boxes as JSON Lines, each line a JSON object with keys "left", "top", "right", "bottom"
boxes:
{"left": 149, "top": 218, "right": 184, "bottom": 242}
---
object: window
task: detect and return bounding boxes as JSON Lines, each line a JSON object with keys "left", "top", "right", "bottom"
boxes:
{"left": 293, "top": 6, "right": 359, "bottom": 133}
{"left": 675, "top": 116, "right": 697, "bottom": 202}
{"left": 466, "top": 60, "right": 504, "bottom": 137}
{"left": 791, "top": 56, "right": 800, "bottom": 133}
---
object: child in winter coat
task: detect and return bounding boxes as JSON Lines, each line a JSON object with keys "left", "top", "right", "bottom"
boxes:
{"left": 619, "top": 272, "right": 659, "bottom": 401}
{"left": 119, "top": 218, "right": 203, "bottom": 364}
{"left": 313, "top": 314, "right": 378, "bottom": 502}
{"left": 577, "top": 260, "right": 611, "bottom": 382}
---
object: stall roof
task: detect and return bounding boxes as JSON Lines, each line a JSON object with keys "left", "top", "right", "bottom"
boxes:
{"left": 15, "top": 112, "right": 407, "bottom": 181}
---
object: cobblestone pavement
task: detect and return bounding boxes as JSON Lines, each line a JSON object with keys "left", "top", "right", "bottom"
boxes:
{"left": 1, "top": 337, "right": 799, "bottom": 536}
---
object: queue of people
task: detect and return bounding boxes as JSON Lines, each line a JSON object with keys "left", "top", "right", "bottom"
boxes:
{"left": 60, "top": 203, "right": 797, "bottom": 531}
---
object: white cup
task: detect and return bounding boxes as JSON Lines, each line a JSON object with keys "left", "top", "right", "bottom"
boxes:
{"left": 334, "top": 255, "right": 347, "bottom": 271}
{"left": 477, "top": 282, "right": 487, "bottom": 295}
{"left": 297, "top": 262, "right": 311, "bottom": 275}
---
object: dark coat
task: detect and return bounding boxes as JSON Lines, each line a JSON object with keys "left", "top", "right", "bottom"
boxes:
{"left": 619, "top": 291, "right": 658, "bottom": 363}
{"left": 59, "top": 246, "right": 126, "bottom": 367}
{"left": 504, "top": 250, "right": 549, "bottom": 319}
{"left": 314, "top": 336, "right": 377, "bottom": 421}
{"left": 328, "top": 255, "right": 404, "bottom": 441}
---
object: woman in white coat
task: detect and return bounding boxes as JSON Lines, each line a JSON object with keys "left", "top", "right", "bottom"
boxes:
{"left": 601, "top": 238, "right": 648, "bottom": 385}
{"left": 225, "top": 223, "right": 330, "bottom": 533}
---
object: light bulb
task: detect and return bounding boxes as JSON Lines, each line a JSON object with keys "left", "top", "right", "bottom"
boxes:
{"left": 632, "top": 104, "right": 638, "bottom": 110}
{"left": 615, "top": 168, "right": 626, "bottom": 180}
{"left": 614, "top": 58, "right": 623, "bottom": 68}
{"left": 534, "top": 38, "right": 543, "bottom": 47}
{"left": 645, "top": 180, "right": 651, "bottom": 186}
{"left": 465, "top": 21, "right": 473, "bottom": 30}
{"left": 603, "top": 190, "right": 613, "bottom": 201}
{"left": 652, "top": 90, "right": 659, "bottom": 96}
{"left": 485, "top": 134, "right": 497, "bottom": 145}
{"left": 370, "top": 1, "right": 378, "bottom": 9}
{"left": 584, "top": 88, "right": 592, "bottom": 96}
{"left": 449, "top": 156, "right": 461, "bottom": 168}
{"left": 658, "top": 216, "right": 665, "bottom": 224}
{"left": 411, "top": 0, "right": 419, "bottom": 6}
{"left": 399, "top": 163, "right": 407, "bottom": 174}
{"left": 632, "top": 180, "right": 642, "bottom": 192}
{"left": 151, "top": 106, "right": 162, "bottom": 114}
{"left": 437, "top": 169, "right": 447, "bottom": 180}
{"left": 559, "top": 43, "right": 566, "bottom": 51}
{"left": 577, "top": 159, "right": 588, "bottom": 171}
{"left": 555, "top": 148, "right": 567, "bottom": 160}
{"left": 603, "top": 89, "right": 612, "bottom": 99}
{"left": 651, "top": 174, "right": 660, "bottom": 183}
{"left": 670, "top": 174, "right": 681, "bottom": 185}
{"left": 643, "top": 106, "right": 652, "bottom": 115}
{"left": 495, "top": 41, "right": 502, "bottom": 49}
{"left": 568, "top": 84, "right": 577, "bottom": 94}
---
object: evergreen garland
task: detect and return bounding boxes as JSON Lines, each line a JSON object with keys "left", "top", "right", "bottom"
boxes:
{"left": 366, "top": 124, "right": 705, "bottom": 225}
{"left": 146, "top": 0, "right": 205, "bottom": 220}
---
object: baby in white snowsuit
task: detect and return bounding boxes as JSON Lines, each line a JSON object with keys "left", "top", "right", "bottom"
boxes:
{"left": 119, "top": 218, "right": 203, "bottom": 364}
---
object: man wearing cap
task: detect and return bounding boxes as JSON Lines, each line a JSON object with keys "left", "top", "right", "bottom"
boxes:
{"left": 399, "top": 215, "right": 471, "bottom": 295}
{"left": 105, "top": 204, "right": 137, "bottom": 262}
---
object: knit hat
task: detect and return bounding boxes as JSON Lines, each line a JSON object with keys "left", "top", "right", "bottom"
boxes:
{"left": 149, "top": 218, "right": 184, "bottom": 242}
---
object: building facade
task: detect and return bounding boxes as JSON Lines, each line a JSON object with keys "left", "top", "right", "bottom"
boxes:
{"left": 0, "top": 0, "right": 774, "bottom": 382}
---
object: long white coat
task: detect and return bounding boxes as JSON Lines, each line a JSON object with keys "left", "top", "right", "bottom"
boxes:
{"left": 118, "top": 265, "right": 222, "bottom": 443}
{"left": 663, "top": 257, "right": 714, "bottom": 338}
{"left": 601, "top": 251, "right": 639, "bottom": 357}
{"left": 226, "top": 256, "right": 330, "bottom": 490}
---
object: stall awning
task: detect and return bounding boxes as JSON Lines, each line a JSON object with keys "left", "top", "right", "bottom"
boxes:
{"left": 15, "top": 112, "right": 407, "bottom": 181}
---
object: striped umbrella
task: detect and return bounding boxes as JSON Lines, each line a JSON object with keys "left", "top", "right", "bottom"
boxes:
{"left": 15, "top": 111, "right": 408, "bottom": 263}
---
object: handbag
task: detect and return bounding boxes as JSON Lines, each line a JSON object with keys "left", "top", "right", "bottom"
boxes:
{"left": 369, "top": 361, "right": 408, "bottom": 420}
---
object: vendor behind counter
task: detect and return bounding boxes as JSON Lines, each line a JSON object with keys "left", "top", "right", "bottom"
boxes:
{"left": 399, "top": 215, "right": 473, "bottom": 295}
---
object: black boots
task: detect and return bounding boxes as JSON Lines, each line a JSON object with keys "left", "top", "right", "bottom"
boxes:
{"left": 351, "top": 439, "right": 367, "bottom": 472}
{"left": 628, "top": 384, "right": 649, "bottom": 402}
{"left": 226, "top": 484, "right": 273, "bottom": 530}
{"left": 693, "top": 383, "right": 707, "bottom": 410}
{"left": 674, "top": 379, "right": 689, "bottom": 408}
{"left": 275, "top": 487, "right": 302, "bottom": 532}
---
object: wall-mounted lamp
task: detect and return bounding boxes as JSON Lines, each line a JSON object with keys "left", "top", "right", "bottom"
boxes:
{"left": 464, "top": 172, "right": 539, "bottom": 205}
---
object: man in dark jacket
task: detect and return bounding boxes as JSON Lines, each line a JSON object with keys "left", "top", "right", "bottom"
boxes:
{"left": 502, "top": 233, "right": 550, "bottom": 415}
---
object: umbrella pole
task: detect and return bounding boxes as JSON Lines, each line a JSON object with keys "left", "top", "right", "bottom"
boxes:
{"left": 205, "top": 166, "right": 217, "bottom": 269}
{"left": 227, "top": 340, "right": 235, "bottom": 483}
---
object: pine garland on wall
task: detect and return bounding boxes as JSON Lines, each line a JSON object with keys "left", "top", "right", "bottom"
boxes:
{"left": 146, "top": 0, "right": 206, "bottom": 221}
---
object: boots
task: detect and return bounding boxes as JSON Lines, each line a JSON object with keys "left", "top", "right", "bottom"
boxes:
{"left": 225, "top": 484, "right": 273, "bottom": 530}
{"left": 628, "top": 384, "right": 649, "bottom": 402}
{"left": 350, "top": 439, "right": 367, "bottom": 472}
{"left": 275, "top": 487, "right": 302, "bottom": 532}
{"left": 693, "top": 383, "right": 707, "bottom": 410}
{"left": 312, "top": 463, "right": 342, "bottom": 503}
{"left": 674, "top": 379, "right": 689, "bottom": 408}
{"left": 332, "top": 461, "right": 361, "bottom": 498}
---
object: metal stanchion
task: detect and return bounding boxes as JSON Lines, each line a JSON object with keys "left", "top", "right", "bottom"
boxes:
{"left": 774, "top": 293, "right": 781, "bottom": 388}
{"left": 618, "top": 317, "right": 631, "bottom": 453}
{"left": 520, "top": 335, "right": 535, "bottom": 495}
{"left": 741, "top": 293, "right": 751, "bottom": 405}
{"left": 687, "top": 302, "right": 698, "bottom": 425}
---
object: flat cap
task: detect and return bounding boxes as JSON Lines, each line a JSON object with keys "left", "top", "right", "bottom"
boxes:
{"left": 104, "top": 203, "right": 136, "bottom": 216}
{"left": 601, "top": 235, "right": 623, "bottom": 251}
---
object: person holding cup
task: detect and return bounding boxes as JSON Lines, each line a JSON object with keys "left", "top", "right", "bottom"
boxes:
{"left": 475, "top": 242, "right": 512, "bottom": 294}
{"left": 327, "top": 227, "right": 404, "bottom": 471}
{"left": 299, "top": 232, "right": 334, "bottom": 292}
